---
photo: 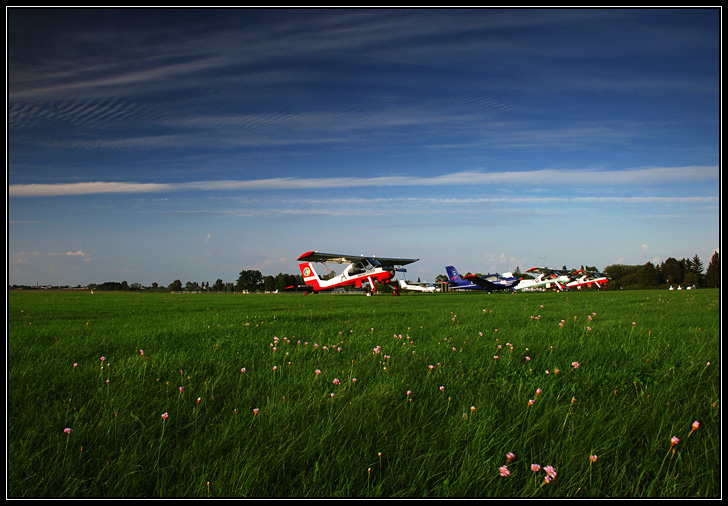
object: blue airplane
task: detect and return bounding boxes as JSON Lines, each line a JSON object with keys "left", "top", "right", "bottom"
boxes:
{"left": 445, "top": 265, "right": 520, "bottom": 292}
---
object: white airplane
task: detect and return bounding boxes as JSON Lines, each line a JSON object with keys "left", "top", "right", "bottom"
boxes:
{"left": 398, "top": 279, "right": 438, "bottom": 293}
{"left": 512, "top": 267, "right": 571, "bottom": 291}
{"left": 565, "top": 270, "right": 609, "bottom": 290}
{"left": 290, "top": 251, "right": 419, "bottom": 294}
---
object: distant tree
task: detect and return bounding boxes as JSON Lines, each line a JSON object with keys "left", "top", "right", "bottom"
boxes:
{"left": 690, "top": 254, "right": 704, "bottom": 275}
{"left": 275, "top": 273, "right": 298, "bottom": 292}
{"left": 212, "top": 279, "right": 225, "bottom": 292}
{"left": 435, "top": 274, "right": 449, "bottom": 284}
{"left": 237, "top": 270, "right": 263, "bottom": 292}
{"left": 683, "top": 271, "right": 700, "bottom": 288}
{"left": 640, "top": 262, "right": 660, "bottom": 287}
{"left": 604, "top": 264, "right": 640, "bottom": 288}
{"left": 168, "top": 279, "right": 183, "bottom": 291}
{"left": 263, "top": 275, "right": 276, "bottom": 292}
{"left": 705, "top": 251, "right": 720, "bottom": 288}
{"left": 660, "top": 257, "right": 683, "bottom": 285}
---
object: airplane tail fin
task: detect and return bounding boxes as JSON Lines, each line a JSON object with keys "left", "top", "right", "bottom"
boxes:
{"left": 445, "top": 266, "right": 467, "bottom": 285}
{"left": 298, "top": 262, "right": 322, "bottom": 291}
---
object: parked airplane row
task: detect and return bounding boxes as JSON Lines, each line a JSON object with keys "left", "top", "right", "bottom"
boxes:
{"left": 445, "top": 266, "right": 608, "bottom": 292}
{"left": 289, "top": 251, "right": 608, "bottom": 294}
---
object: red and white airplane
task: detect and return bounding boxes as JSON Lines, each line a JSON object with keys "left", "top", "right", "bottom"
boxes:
{"left": 565, "top": 270, "right": 609, "bottom": 290}
{"left": 292, "top": 251, "right": 419, "bottom": 293}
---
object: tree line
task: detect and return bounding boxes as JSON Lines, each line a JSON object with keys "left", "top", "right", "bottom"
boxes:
{"left": 81, "top": 251, "right": 718, "bottom": 293}
{"left": 603, "top": 252, "right": 719, "bottom": 290}
{"left": 83, "top": 272, "right": 303, "bottom": 293}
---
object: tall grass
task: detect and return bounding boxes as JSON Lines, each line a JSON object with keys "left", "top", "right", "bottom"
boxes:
{"left": 8, "top": 289, "right": 720, "bottom": 497}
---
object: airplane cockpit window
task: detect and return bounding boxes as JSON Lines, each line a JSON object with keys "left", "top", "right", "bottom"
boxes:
{"left": 348, "top": 262, "right": 366, "bottom": 275}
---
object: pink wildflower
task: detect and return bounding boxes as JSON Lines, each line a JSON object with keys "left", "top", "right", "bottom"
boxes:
{"left": 671, "top": 436, "right": 679, "bottom": 447}
{"left": 530, "top": 464, "right": 541, "bottom": 473}
{"left": 499, "top": 465, "right": 510, "bottom": 477}
{"left": 161, "top": 412, "right": 169, "bottom": 420}
{"left": 506, "top": 452, "right": 515, "bottom": 462}
{"left": 64, "top": 427, "right": 73, "bottom": 435}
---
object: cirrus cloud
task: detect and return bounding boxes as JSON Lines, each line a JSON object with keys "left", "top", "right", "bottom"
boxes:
{"left": 8, "top": 166, "right": 718, "bottom": 197}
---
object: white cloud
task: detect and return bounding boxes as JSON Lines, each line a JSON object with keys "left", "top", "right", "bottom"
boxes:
{"left": 65, "top": 250, "right": 91, "bottom": 262}
{"left": 8, "top": 166, "right": 719, "bottom": 198}
{"left": 9, "top": 181, "right": 172, "bottom": 197}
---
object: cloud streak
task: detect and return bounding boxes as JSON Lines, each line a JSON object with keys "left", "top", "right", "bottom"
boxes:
{"left": 8, "top": 166, "right": 718, "bottom": 197}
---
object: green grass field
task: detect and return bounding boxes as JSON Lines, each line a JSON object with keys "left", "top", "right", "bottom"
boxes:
{"left": 7, "top": 289, "right": 720, "bottom": 497}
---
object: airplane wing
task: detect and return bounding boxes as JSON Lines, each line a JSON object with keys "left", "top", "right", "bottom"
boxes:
{"left": 461, "top": 274, "right": 500, "bottom": 291}
{"left": 526, "top": 267, "right": 558, "bottom": 274}
{"left": 297, "top": 251, "right": 418, "bottom": 267}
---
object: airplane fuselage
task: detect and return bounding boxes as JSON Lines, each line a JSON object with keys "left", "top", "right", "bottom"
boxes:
{"left": 513, "top": 274, "right": 570, "bottom": 291}
{"left": 297, "top": 252, "right": 414, "bottom": 293}
{"left": 566, "top": 275, "right": 608, "bottom": 289}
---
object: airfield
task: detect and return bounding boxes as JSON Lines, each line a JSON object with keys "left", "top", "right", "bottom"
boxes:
{"left": 8, "top": 287, "right": 719, "bottom": 497}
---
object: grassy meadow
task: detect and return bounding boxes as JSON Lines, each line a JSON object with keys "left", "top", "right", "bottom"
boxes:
{"left": 7, "top": 288, "right": 720, "bottom": 497}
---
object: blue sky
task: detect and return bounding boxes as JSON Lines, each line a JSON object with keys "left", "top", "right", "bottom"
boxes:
{"left": 8, "top": 8, "right": 720, "bottom": 287}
